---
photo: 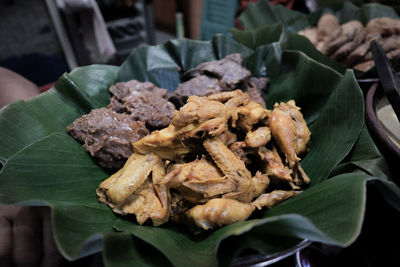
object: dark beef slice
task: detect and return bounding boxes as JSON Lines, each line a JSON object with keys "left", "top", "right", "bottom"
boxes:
{"left": 123, "top": 91, "right": 175, "bottom": 129}
{"left": 67, "top": 108, "right": 149, "bottom": 169}
{"left": 168, "top": 75, "right": 225, "bottom": 107}
{"left": 245, "top": 77, "right": 269, "bottom": 108}
{"left": 184, "top": 53, "right": 250, "bottom": 89}
{"left": 109, "top": 80, "right": 168, "bottom": 100}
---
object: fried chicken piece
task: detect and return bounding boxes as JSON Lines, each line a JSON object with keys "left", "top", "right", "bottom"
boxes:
{"left": 316, "top": 13, "right": 342, "bottom": 53}
{"left": 203, "top": 138, "right": 254, "bottom": 202}
{"left": 229, "top": 141, "right": 251, "bottom": 164}
{"left": 207, "top": 89, "right": 251, "bottom": 108}
{"left": 269, "top": 100, "right": 310, "bottom": 166}
{"left": 185, "top": 198, "right": 255, "bottom": 230}
{"left": 97, "top": 153, "right": 160, "bottom": 204}
{"left": 132, "top": 124, "right": 196, "bottom": 161}
{"left": 163, "top": 159, "right": 236, "bottom": 203}
{"left": 218, "top": 129, "right": 237, "bottom": 147}
{"left": 252, "top": 171, "right": 270, "bottom": 197}
{"left": 172, "top": 95, "right": 227, "bottom": 127}
{"left": 258, "top": 146, "right": 293, "bottom": 183}
{"left": 298, "top": 27, "right": 319, "bottom": 45}
{"left": 118, "top": 178, "right": 169, "bottom": 226}
{"left": 186, "top": 189, "right": 294, "bottom": 230}
{"left": 97, "top": 152, "right": 170, "bottom": 226}
{"left": 269, "top": 101, "right": 311, "bottom": 185}
{"left": 245, "top": 126, "right": 271, "bottom": 148}
{"left": 184, "top": 54, "right": 251, "bottom": 89}
{"left": 235, "top": 101, "right": 270, "bottom": 132}
{"left": 252, "top": 190, "right": 296, "bottom": 210}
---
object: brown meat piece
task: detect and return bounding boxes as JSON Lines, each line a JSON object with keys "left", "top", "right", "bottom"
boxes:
{"left": 108, "top": 80, "right": 175, "bottom": 129}
{"left": 122, "top": 91, "right": 175, "bottom": 129}
{"left": 168, "top": 75, "right": 225, "bottom": 107}
{"left": 67, "top": 108, "right": 149, "bottom": 169}
{"left": 245, "top": 77, "right": 268, "bottom": 108}
{"left": 110, "top": 80, "right": 168, "bottom": 99}
{"left": 184, "top": 53, "right": 251, "bottom": 89}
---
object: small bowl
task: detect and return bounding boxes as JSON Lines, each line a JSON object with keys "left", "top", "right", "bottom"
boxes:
{"left": 365, "top": 82, "right": 400, "bottom": 182}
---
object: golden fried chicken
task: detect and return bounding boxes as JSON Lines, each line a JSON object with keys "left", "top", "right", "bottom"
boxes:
{"left": 186, "top": 190, "right": 295, "bottom": 230}
{"left": 97, "top": 153, "right": 170, "bottom": 226}
{"left": 132, "top": 124, "right": 196, "bottom": 161}
{"left": 269, "top": 100, "right": 310, "bottom": 167}
{"left": 252, "top": 190, "right": 296, "bottom": 210}
{"left": 269, "top": 101, "right": 311, "bottom": 185}
{"left": 162, "top": 159, "right": 236, "bottom": 203}
{"left": 185, "top": 198, "right": 255, "bottom": 230}
{"left": 204, "top": 138, "right": 254, "bottom": 202}
{"left": 258, "top": 146, "right": 293, "bottom": 183}
{"left": 118, "top": 178, "right": 169, "bottom": 226}
{"left": 245, "top": 126, "right": 271, "bottom": 148}
{"left": 235, "top": 101, "right": 270, "bottom": 132}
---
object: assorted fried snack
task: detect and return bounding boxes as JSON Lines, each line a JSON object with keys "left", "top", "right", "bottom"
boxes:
{"left": 96, "top": 90, "right": 311, "bottom": 231}
{"left": 298, "top": 15, "right": 400, "bottom": 71}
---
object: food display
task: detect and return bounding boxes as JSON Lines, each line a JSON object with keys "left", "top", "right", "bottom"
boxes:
{"left": 67, "top": 54, "right": 311, "bottom": 231}
{"left": 298, "top": 14, "right": 400, "bottom": 71}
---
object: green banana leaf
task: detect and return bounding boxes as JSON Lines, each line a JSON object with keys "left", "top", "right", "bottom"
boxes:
{"left": 235, "top": 0, "right": 400, "bottom": 75}
{"left": 1, "top": 36, "right": 399, "bottom": 267}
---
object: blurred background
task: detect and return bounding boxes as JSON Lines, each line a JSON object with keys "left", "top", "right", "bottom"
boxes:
{"left": 1, "top": 0, "right": 399, "bottom": 89}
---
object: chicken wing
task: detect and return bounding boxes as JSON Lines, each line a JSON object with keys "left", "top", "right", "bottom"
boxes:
{"left": 203, "top": 138, "right": 254, "bottom": 202}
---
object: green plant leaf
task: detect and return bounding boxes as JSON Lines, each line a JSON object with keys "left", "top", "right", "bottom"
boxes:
{"left": 0, "top": 36, "right": 399, "bottom": 267}
{"left": 230, "top": 24, "right": 283, "bottom": 50}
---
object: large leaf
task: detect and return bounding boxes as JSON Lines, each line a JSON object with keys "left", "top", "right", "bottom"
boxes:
{"left": 236, "top": 0, "right": 400, "bottom": 75}
{"left": 0, "top": 36, "right": 399, "bottom": 267}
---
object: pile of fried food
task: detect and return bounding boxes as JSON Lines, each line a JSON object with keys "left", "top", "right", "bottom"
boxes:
{"left": 298, "top": 14, "right": 400, "bottom": 71}
{"left": 67, "top": 54, "right": 311, "bottom": 231}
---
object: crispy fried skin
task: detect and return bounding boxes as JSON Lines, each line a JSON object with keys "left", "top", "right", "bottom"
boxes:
{"left": 186, "top": 189, "right": 295, "bottom": 230}
{"left": 245, "top": 126, "right": 271, "bottom": 148}
{"left": 97, "top": 153, "right": 170, "bottom": 226}
{"left": 185, "top": 198, "right": 255, "bottom": 230}
{"left": 162, "top": 159, "right": 236, "bottom": 203}
{"left": 203, "top": 138, "right": 254, "bottom": 202}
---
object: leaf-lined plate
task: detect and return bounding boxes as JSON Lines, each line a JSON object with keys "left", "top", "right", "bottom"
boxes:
{"left": 235, "top": 0, "right": 400, "bottom": 76}
{"left": 0, "top": 36, "right": 399, "bottom": 267}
